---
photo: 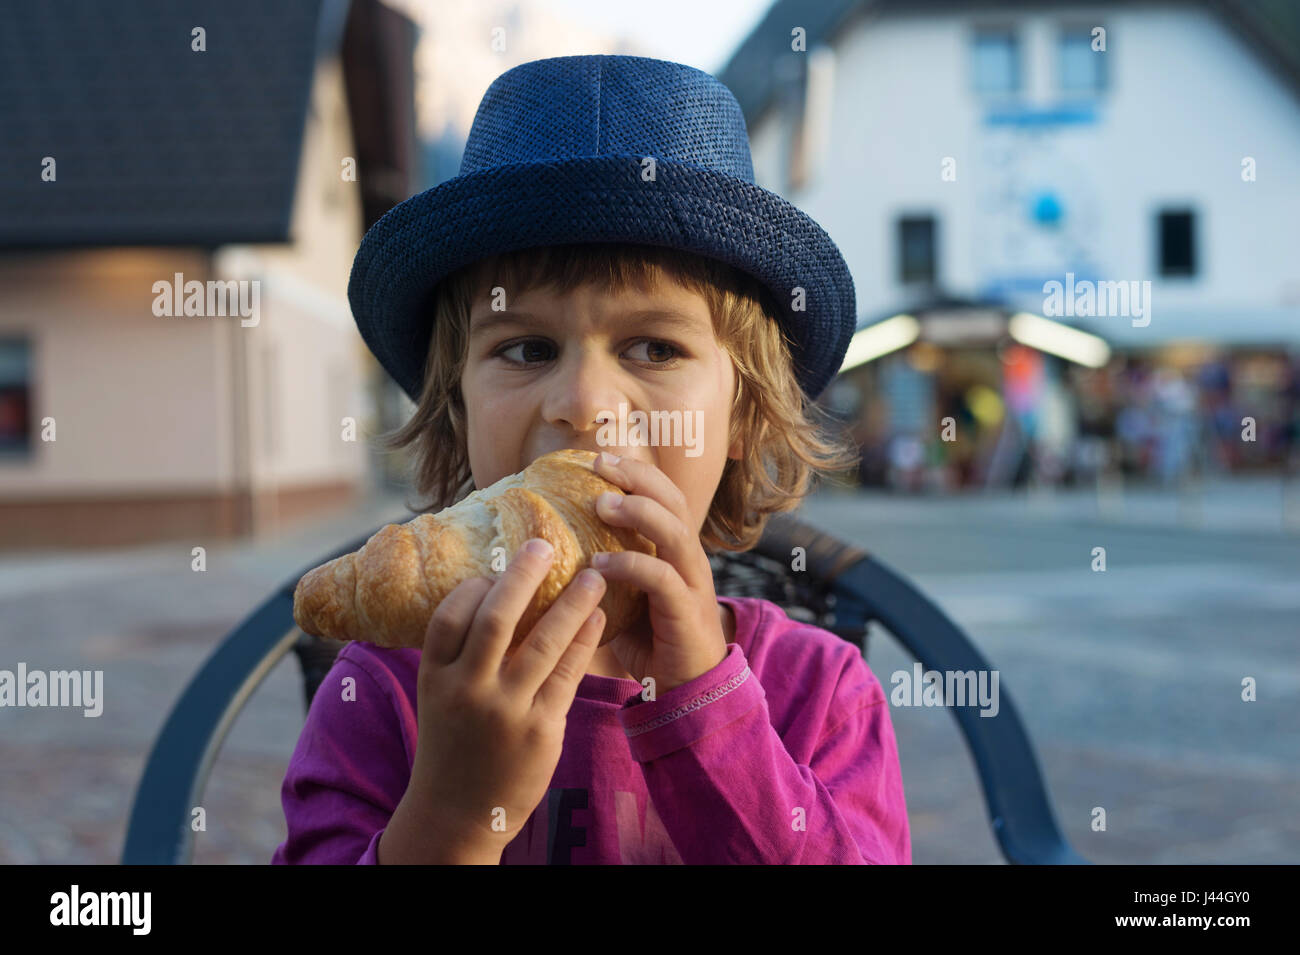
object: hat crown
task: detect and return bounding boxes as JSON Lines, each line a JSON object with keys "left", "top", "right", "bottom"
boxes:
{"left": 459, "top": 55, "right": 755, "bottom": 181}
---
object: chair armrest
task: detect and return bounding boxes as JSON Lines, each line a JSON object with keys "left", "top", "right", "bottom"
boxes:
{"left": 831, "top": 556, "right": 1090, "bottom": 865}
{"left": 122, "top": 516, "right": 410, "bottom": 864}
{"left": 121, "top": 588, "right": 299, "bottom": 864}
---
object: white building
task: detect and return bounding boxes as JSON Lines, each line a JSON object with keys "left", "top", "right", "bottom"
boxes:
{"left": 722, "top": 0, "right": 1300, "bottom": 350}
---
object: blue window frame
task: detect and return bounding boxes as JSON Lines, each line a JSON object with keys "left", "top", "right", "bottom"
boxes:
{"left": 973, "top": 28, "right": 1020, "bottom": 95}
{"left": 1060, "top": 25, "right": 1106, "bottom": 93}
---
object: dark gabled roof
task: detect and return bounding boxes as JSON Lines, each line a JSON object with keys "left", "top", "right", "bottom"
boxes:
{"left": 0, "top": 0, "right": 339, "bottom": 249}
{"left": 718, "top": 0, "right": 861, "bottom": 122}
{"left": 1217, "top": 0, "right": 1300, "bottom": 95}
{"left": 719, "top": 0, "right": 1300, "bottom": 123}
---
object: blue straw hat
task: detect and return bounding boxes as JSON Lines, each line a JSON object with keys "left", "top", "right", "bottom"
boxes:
{"left": 348, "top": 54, "right": 856, "bottom": 403}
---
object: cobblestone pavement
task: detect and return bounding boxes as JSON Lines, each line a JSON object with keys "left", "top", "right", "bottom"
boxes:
{"left": 2, "top": 477, "right": 1296, "bottom": 864}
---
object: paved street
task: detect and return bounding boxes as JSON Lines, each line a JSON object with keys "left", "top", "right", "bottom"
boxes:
{"left": 1, "top": 475, "right": 1296, "bottom": 864}
{"left": 801, "top": 476, "right": 1300, "bottom": 864}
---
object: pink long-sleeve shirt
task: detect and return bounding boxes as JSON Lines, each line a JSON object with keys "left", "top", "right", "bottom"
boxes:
{"left": 272, "top": 594, "right": 911, "bottom": 864}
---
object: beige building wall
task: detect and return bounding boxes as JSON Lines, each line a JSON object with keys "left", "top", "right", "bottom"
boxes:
{"left": 0, "top": 248, "right": 230, "bottom": 495}
{"left": 0, "top": 55, "right": 374, "bottom": 547}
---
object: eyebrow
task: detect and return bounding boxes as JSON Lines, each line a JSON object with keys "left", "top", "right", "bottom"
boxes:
{"left": 468, "top": 309, "right": 709, "bottom": 340}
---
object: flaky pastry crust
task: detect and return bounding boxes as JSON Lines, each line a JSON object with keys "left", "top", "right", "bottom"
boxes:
{"left": 292, "top": 449, "right": 655, "bottom": 652}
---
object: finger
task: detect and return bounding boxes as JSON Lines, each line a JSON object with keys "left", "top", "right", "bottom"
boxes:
{"left": 502, "top": 567, "right": 607, "bottom": 698}
{"left": 593, "top": 452, "right": 709, "bottom": 587}
{"left": 594, "top": 489, "right": 709, "bottom": 589}
{"left": 459, "top": 538, "right": 556, "bottom": 678}
{"left": 422, "top": 576, "right": 494, "bottom": 667}
{"left": 594, "top": 452, "right": 690, "bottom": 520}
{"left": 531, "top": 605, "right": 606, "bottom": 718}
{"left": 583, "top": 551, "right": 695, "bottom": 632}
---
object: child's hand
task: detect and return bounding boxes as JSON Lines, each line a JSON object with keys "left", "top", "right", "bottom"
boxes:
{"left": 392, "top": 540, "right": 607, "bottom": 862}
{"left": 591, "top": 452, "right": 729, "bottom": 694}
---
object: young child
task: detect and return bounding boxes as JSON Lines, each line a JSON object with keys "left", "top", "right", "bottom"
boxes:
{"left": 273, "top": 54, "right": 910, "bottom": 865}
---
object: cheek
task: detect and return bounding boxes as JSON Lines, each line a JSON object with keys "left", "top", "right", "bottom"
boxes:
{"left": 464, "top": 374, "right": 526, "bottom": 447}
{"left": 707, "top": 360, "right": 736, "bottom": 437}
{"left": 462, "top": 367, "right": 506, "bottom": 415}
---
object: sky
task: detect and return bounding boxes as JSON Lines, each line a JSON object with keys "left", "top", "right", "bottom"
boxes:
{"left": 529, "top": 0, "right": 773, "bottom": 73}
{"left": 386, "top": 0, "right": 779, "bottom": 142}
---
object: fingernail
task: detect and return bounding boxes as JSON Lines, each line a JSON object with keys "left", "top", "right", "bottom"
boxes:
{"left": 598, "top": 451, "right": 620, "bottom": 466}
{"left": 598, "top": 491, "right": 622, "bottom": 510}
{"left": 525, "top": 538, "right": 553, "bottom": 559}
{"left": 591, "top": 552, "right": 610, "bottom": 567}
{"left": 578, "top": 568, "right": 605, "bottom": 590}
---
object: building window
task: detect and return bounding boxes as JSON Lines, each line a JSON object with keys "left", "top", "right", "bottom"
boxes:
{"left": 1060, "top": 25, "right": 1105, "bottom": 93}
{"left": 898, "top": 216, "right": 937, "bottom": 286}
{"left": 1158, "top": 209, "right": 1196, "bottom": 277}
{"left": 0, "top": 337, "right": 33, "bottom": 457}
{"left": 972, "top": 28, "right": 1020, "bottom": 95}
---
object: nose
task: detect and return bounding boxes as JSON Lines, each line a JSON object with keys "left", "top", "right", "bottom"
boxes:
{"left": 539, "top": 342, "right": 625, "bottom": 443}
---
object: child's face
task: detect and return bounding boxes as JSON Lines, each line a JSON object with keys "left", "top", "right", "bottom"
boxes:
{"left": 460, "top": 276, "right": 742, "bottom": 535}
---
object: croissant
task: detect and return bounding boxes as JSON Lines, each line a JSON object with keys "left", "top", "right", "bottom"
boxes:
{"left": 292, "top": 449, "right": 655, "bottom": 653}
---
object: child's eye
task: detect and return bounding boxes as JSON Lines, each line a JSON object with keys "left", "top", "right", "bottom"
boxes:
{"left": 496, "top": 339, "right": 556, "bottom": 364}
{"left": 493, "top": 338, "right": 682, "bottom": 366}
{"left": 626, "top": 340, "right": 681, "bottom": 364}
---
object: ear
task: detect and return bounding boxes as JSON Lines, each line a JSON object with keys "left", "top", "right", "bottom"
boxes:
{"left": 727, "top": 433, "right": 743, "bottom": 460}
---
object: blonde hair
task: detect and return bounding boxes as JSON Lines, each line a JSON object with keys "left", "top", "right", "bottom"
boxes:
{"left": 378, "top": 243, "right": 859, "bottom": 552}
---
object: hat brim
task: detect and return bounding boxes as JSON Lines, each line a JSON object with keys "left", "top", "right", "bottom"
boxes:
{"left": 348, "top": 156, "right": 856, "bottom": 403}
